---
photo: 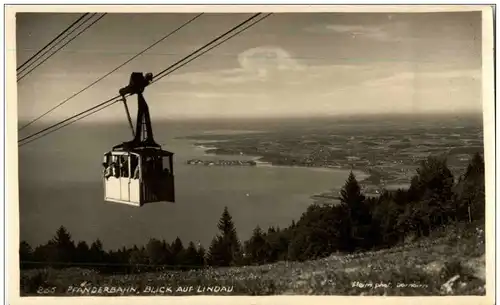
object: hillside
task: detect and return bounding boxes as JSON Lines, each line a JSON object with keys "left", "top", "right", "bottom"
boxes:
{"left": 21, "top": 222, "right": 485, "bottom": 296}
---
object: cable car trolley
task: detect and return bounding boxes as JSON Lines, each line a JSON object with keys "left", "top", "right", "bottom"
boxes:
{"left": 102, "top": 72, "right": 175, "bottom": 207}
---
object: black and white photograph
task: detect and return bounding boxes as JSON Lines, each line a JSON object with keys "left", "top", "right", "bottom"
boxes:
{"left": 8, "top": 4, "right": 494, "bottom": 300}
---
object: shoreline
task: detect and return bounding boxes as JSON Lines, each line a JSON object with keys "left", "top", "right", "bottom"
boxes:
{"left": 192, "top": 140, "right": 370, "bottom": 178}
{"left": 254, "top": 160, "right": 369, "bottom": 181}
{"left": 191, "top": 142, "right": 369, "bottom": 180}
{"left": 189, "top": 142, "right": 370, "bottom": 205}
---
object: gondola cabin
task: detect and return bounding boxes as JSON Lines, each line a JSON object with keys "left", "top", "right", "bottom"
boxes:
{"left": 103, "top": 148, "right": 175, "bottom": 207}
{"left": 102, "top": 71, "right": 176, "bottom": 207}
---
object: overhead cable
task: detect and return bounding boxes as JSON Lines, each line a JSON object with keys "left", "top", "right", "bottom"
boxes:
{"left": 17, "top": 13, "right": 107, "bottom": 82}
{"left": 17, "top": 13, "right": 91, "bottom": 72}
{"left": 18, "top": 13, "right": 204, "bottom": 131}
{"left": 18, "top": 13, "right": 271, "bottom": 147}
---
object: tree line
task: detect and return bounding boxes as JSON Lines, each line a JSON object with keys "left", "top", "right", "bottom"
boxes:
{"left": 19, "top": 152, "right": 485, "bottom": 272}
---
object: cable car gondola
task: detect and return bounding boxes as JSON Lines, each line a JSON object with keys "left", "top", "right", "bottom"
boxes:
{"left": 102, "top": 72, "right": 175, "bottom": 207}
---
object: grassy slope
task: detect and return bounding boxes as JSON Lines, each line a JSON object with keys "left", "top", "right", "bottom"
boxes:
{"left": 21, "top": 222, "right": 485, "bottom": 296}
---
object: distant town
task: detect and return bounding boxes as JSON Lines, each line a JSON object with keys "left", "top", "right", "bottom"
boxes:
{"left": 187, "top": 159, "right": 257, "bottom": 167}
{"left": 182, "top": 115, "right": 483, "bottom": 199}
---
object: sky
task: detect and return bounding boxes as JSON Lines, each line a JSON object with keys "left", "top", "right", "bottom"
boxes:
{"left": 15, "top": 11, "right": 482, "bottom": 124}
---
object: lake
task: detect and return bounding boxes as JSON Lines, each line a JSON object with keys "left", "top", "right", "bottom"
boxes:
{"left": 18, "top": 119, "right": 359, "bottom": 250}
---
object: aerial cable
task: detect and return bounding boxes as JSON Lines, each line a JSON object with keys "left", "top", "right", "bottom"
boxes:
{"left": 18, "top": 13, "right": 204, "bottom": 132}
{"left": 152, "top": 13, "right": 266, "bottom": 82}
{"left": 19, "top": 98, "right": 123, "bottom": 147}
{"left": 18, "top": 13, "right": 271, "bottom": 147}
{"left": 16, "top": 13, "right": 90, "bottom": 72}
{"left": 17, "top": 13, "right": 96, "bottom": 77}
{"left": 18, "top": 95, "right": 121, "bottom": 146}
{"left": 17, "top": 13, "right": 107, "bottom": 82}
{"left": 152, "top": 13, "right": 272, "bottom": 85}
{"left": 18, "top": 13, "right": 269, "bottom": 147}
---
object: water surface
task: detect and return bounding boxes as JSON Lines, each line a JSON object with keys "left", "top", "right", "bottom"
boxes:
{"left": 18, "top": 120, "right": 355, "bottom": 250}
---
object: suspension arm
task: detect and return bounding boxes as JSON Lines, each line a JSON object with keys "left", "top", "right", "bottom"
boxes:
{"left": 121, "top": 96, "right": 135, "bottom": 138}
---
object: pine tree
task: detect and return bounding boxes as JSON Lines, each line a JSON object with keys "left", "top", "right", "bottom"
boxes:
{"left": 183, "top": 242, "right": 200, "bottom": 269}
{"left": 244, "top": 226, "right": 268, "bottom": 264}
{"left": 455, "top": 152, "right": 485, "bottom": 222}
{"left": 410, "top": 156, "right": 455, "bottom": 229}
{"left": 208, "top": 207, "right": 242, "bottom": 266}
{"left": 146, "top": 238, "right": 166, "bottom": 266}
{"left": 264, "top": 227, "right": 289, "bottom": 262}
{"left": 286, "top": 203, "right": 345, "bottom": 261}
{"left": 207, "top": 236, "right": 227, "bottom": 266}
{"left": 89, "top": 239, "right": 105, "bottom": 263}
{"left": 339, "top": 171, "right": 369, "bottom": 252}
{"left": 218, "top": 207, "right": 239, "bottom": 241}
{"left": 196, "top": 244, "right": 206, "bottom": 267}
{"left": 33, "top": 241, "right": 57, "bottom": 265}
{"left": 287, "top": 229, "right": 309, "bottom": 261}
{"left": 75, "top": 241, "right": 90, "bottom": 263}
{"left": 51, "top": 226, "right": 76, "bottom": 264}
{"left": 128, "top": 246, "right": 147, "bottom": 273}
{"left": 171, "top": 237, "right": 185, "bottom": 267}
{"left": 465, "top": 152, "right": 485, "bottom": 179}
{"left": 19, "top": 241, "right": 33, "bottom": 269}
{"left": 160, "top": 240, "right": 174, "bottom": 265}
{"left": 372, "top": 193, "right": 404, "bottom": 247}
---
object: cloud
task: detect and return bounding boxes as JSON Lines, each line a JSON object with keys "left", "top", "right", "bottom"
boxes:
{"left": 305, "top": 22, "right": 414, "bottom": 43}
{"left": 18, "top": 46, "right": 482, "bottom": 122}
{"left": 140, "top": 46, "right": 481, "bottom": 119}
{"left": 237, "top": 46, "right": 304, "bottom": 71}
{"left": 305, "top": 23, "right": 392, "bottom": 41}
{"left": 158, "top": 47, "right": 405, "bottom": 95}
{"left": 321, "top": 69, "right": 482, "bottom": 114}
{"left": 362, "top": 69, "right": 481, "bottom": 87}
{"left": 157, "top": 91, "right": 268, "bottom": 99}
{"left": 325, "top": 24, "right": 391, "bottom": 41}
{"left": 164, "top": 46, "right": 305, "bottom": 86}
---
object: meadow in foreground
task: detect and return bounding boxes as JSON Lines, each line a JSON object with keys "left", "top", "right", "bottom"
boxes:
{"left": 21, "top": 221, "right": 485, "bottom": 296}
